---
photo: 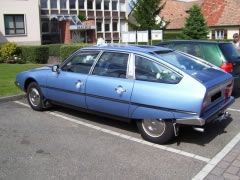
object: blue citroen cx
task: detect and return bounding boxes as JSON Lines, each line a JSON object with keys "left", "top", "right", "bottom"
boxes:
{"left": 15, "top": 44, "right": 234, "bottom": 144}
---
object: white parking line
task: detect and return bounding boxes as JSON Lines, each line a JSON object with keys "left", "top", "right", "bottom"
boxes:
{"left": 228, "top": 108, "right": 240, "bottom": 113}
{"left": 192, "top": 132, "right": 240, "bottom": 180}
{"left": 14, "top": 101, "right": 210, "bottom": 163}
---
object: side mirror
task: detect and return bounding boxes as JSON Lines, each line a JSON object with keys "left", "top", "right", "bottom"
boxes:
{"left": 52, "top": 65, "right": 60, "bottom": 73}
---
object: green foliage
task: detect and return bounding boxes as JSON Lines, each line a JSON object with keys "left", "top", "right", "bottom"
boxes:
{"left": 78, "top": 15, "right": 86, "bottom": 21}
{"left": 182, "top": 4, "right": 209, "bottom": 39}
{"left": 130, "top": 0, "right": 165, "bottom": 30}
{"left": 45, "top": 44, "right": 61, "bottom": 56}
{"left": 0, "top": 43, "right": 18, "bottom": 60}
{"left": 20, "top": 46, "right": 49, "bottom": 64}
{"left": 60, "top": 44, "right": 88, "bottom": 61}
{"left": 163, "top": 32, "right": 183, "bottom": 40}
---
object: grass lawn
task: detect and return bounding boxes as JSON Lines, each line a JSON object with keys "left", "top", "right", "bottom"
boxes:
{"left": 0, "top": 64, "right": 42, "bottom": 97}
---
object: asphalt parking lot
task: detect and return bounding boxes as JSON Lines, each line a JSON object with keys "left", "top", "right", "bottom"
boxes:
{"left": 0, "top": 97, "right": 240, "bottom": 180}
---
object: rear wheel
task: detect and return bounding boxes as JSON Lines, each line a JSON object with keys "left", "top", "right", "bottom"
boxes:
{"left": 137, "top": 119, "right": 175, "bottom": 144}
{"left": 27, "top": 82, "right": 44, "bottom": 111}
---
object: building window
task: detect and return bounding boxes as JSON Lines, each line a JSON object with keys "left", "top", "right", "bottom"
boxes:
{"left": 96, "top": 0, "right": 101, "bottom": 10}
{"left": 69, "top": 0, "right": 76, "bottom": 9}
{"left": 79, "top": 0, "right": 84, "bottom": 9}
{"left": 87, "top": 0, "right": 93, "bottom": 9}
{"left": 41, "top": 21, "right": 49, "bottom": 33}
{"left": 105, "top": 23, "right": 110, "bottom": 31}
{"left": 112, "top": 1, "right": 117, "bottom": 10}
{"left": 50, "top": 0, "right": 57, "bottom": 8}
{"left": 51, "top": 20, "right": 59, "bottom": 32}
{"left": 104, "top": 0, "right": 109, "bottom": 10}
{"left": 113, "top": 22, "right": 118, "bottom": 31}
{"left": 97, "top": 22, "right": 102, "bottom": 31}
{"left": 60, "top": 0, "right": 67, "bottom": 9}
{"left": 213, "top": 29, "right": 226, "bottom": 40}
{"left": 4, "top": 15, "right": 25, "bottom": 35}
{"left": 41, "top": 0, "right": 48, "bottom": 8}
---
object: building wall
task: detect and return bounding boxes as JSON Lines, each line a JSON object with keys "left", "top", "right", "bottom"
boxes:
{"left": 0, "top": 0, "right": 41, "bottom": 45}
{"left": 40, "top": 0, "right": 128, "bottom": 43}
{"left": 208, "top": 27, "right": 240, "bottom": 40}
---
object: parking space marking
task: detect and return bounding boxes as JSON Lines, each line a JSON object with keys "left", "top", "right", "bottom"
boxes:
{"left": 228, "top": 108, "right": 240, "bottom": 113}
{"left": 192, "top": 132, "right": 240, "bottom": 180}
{"left": 14, "top": 101, "right": 210, "bottom": 163}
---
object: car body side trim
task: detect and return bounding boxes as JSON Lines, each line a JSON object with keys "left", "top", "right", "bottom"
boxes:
{"left": 41, "top": 85, "right": 197, "bottom": 116}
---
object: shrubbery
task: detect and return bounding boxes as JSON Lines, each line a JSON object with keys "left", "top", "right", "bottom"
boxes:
{"left": 0, "top": 43, "right": 88, "bottom": 64}
{"left": 20, "top": 46, "right": 49, "bottom": 64}
{"left": 0, "top": 43, "right": 22, "bottom": 63}
{"left": 60, "top": 44, "right": 88, "bottom": 61}
{"left": 46, "top": 44, "right": 62, "bottom": 57}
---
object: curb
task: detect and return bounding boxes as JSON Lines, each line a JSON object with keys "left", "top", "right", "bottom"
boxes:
{"left": 0, "top": 94, "right": 26, "bottom": 103}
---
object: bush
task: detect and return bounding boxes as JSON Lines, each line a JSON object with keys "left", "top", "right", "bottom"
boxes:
{"left": 163, "top": 32, "right": 183, "bottom": 40}
{"left": 0, "top": 42, "right": 18, "bottom": 61}
{"left": 60, "top": 44, "right": 88, "bottom": 61}
{"left": 45, "top": 44, "right": 61, "bottom": 57}
{"left": 20, "top": 46, "right": 49, "bottom": 64}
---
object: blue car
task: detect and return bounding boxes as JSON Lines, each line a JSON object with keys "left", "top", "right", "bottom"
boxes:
{"left": 15, "top": 45, "right": 234, "bottom": 144}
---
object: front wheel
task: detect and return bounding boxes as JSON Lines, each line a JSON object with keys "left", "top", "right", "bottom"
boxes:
{"left": 137, "top": 119, "right": 175, "bottom": 144}
{"left": 27, "top": 82, "right": 44, "bottom": 111}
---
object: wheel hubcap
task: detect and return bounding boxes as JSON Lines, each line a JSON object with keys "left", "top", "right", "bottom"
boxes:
{"left": 142, "top": 119, "right": 166, "bottom": 137}
{"left": 29, "top": 88, "right": 40, "bottom": 107}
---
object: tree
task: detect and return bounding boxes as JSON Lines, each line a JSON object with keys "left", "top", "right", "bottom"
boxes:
{"left": 182, "top": 4, "right": 209, "bottom": 39}
{"left": 129, "top": 0, "right": 166, "bottom": 31}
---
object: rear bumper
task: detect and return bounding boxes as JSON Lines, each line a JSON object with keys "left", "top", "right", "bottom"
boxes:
{"left": 175, "top": 96, "right": 235, "bottom": 126}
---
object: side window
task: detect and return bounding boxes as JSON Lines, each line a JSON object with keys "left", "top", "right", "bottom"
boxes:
{"left": 61, "top": 51, "right": 100, "bottom": 74}
{"left": 173, "top": 43, "right": 202, "bottom": 59}
{"left": 92, "top": 52, "right": 129, "bottom": 78}
{"left": 135, "top": 56, "right": 181, "bottom": 84}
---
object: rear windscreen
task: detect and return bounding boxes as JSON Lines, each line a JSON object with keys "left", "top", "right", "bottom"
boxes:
{"left": 219, "top": 43, "right": 240, "bottom": 61}
{"left": 154, "top": 51, "right": 210, "bottom": 75}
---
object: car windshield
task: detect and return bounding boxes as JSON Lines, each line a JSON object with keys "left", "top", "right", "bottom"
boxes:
{"left": 219, "top": 43, "right": 240, "bottom": 61}
{"left": 153, "top": 51, "right": 210, "bottom": 75}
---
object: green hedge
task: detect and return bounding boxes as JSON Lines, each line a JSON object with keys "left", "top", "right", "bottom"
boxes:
{"left": 20, "top": 46, "right": 49, "bottom": 64}
{"left": 163, "top": 32, "right": 183, "bottom": 40}
{"left": 60, "top": 44, "right": 88, "bottom": 61}
{"left": 45, "top": 44, "right": 61, "bottom": 57}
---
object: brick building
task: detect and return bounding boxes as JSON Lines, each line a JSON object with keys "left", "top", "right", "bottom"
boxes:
{"left": 40, "top": 0, "right": 129, "bottom": 44}
{"left": 0, "top": 0, "right": 128, "bottom": 45}
{"left": 160, "top": 0, "right": 240, "bottom": 40}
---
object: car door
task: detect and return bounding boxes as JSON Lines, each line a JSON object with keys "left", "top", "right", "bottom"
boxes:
{"left": 46, "top": 51, "right": 100, "bottom": 108}
{"left": 85, "top": 51, "right": 134, "bottom": 118}
{"left": 130, "top": 55, "right": 183, "bottom": 119}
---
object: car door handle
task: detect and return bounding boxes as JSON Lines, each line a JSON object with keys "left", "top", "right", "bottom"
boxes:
{"left": 75, "top": 80, "right": 84, "bottom": 88}
{"left": 115, "top": 85, "right": 126, "bottom": 95}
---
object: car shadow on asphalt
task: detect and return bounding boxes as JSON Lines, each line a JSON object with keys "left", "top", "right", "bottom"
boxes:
{"left": 50, "top": 105, "right": 233, "bottom": 146}
{"left": 172, "top": 117, "right": 233, "bottom": 146}
{"left": 50, "top": 106, "right": 139, "bottom": 134}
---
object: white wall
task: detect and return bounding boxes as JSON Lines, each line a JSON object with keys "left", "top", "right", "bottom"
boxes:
{"left": 0, "top": 0, "right": 41, "bottom": 45}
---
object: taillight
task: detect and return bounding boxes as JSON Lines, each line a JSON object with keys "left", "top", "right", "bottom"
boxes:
{"left": 224, "top": 83, "right": 233, "bottom": 100}
{"left": 220, "top": 62, "right": 233, "bottom": 73}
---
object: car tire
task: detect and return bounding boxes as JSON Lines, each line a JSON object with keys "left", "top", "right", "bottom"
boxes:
{"left": 27, "top": 82, "right": 44, "bottom": 111}
{"left": 137, "top": 119, "right": 175, "bottom": 144}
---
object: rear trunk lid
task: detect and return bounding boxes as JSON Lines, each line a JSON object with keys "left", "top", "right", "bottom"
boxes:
{"left": 192, "top": 67, "right": 233, "bottom": 115}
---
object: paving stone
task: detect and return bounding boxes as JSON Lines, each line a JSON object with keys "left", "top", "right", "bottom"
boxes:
{"left": 223, "top": 173, "right": 240, "bottom": 180}
{"left": 237, "top": 154, "right": 240, "bottom": 160}
{"left": 224, "top": 155, "right": 238, "bottom": 163}
{"left": 217, "top": 160, "right": 230, "bottom": 169}
{"left": 226, "top": 166, "right": 239, "bottom": 175}
{"left": 211, "top": 167, "right": 225, "bottom": 176}
{"left": 205, "top": 174, "right": 224, "bottom": 180}
{"left": 232, "top": 160, "right": 240, "bottom": 168}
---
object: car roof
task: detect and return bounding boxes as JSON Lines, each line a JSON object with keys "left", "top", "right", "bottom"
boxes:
{"left": 159, "top": 40, "right": 231, "bottom": 44}
{"left": 81, "top": 44, "right": 172, "bottom": 54}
